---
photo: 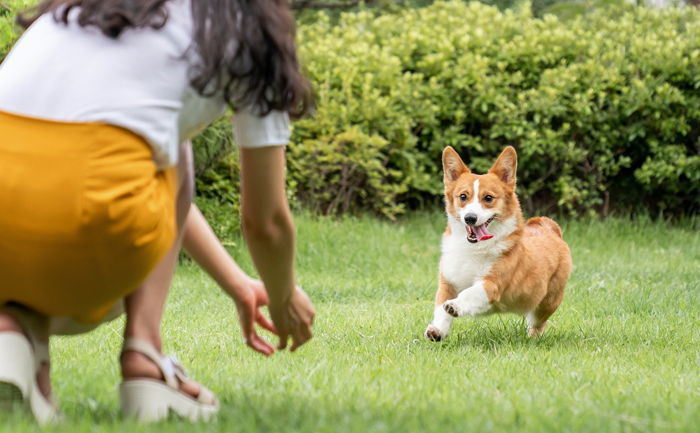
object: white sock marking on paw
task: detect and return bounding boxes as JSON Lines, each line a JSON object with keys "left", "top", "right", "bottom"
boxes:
{"left": 427, "top": 305, "right": 454, "bottom": 338}
{"left": 443, "top": 281, "right": 492, "bottom": 317}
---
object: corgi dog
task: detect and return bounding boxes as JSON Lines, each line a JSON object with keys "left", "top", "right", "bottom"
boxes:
{"left": 424, "top": 146, "right": 572, "bottom": 341}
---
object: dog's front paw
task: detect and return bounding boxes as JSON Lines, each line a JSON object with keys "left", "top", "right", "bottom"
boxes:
{"left": 424, "top": 325, "right": 445, "bottom": 342}
{"left": 443, "top": 300, "right": 461, "bottom": 317}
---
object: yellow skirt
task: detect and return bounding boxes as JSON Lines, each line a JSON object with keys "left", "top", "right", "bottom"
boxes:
{"left": 0, "top": 110, "right": 177, "bottom": 324}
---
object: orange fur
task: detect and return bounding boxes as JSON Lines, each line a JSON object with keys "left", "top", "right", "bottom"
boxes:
{"left": 435, "top": 275, "right": 457, "bottom": 305}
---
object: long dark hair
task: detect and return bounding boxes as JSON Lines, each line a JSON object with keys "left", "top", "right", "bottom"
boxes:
{"left": 18, "top": 0, "right": 313, "bottom": 118}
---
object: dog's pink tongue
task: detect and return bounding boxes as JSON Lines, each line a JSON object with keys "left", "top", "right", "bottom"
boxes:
{"left": 475, "top": 224, "right": 494, "bottom": 241}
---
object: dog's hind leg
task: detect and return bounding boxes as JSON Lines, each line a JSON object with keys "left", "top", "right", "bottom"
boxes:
{"left": 526, "top": 309, "right": 550, "bottom": 337}
{"left": 425, "top": 276, "right": 457, "bottom": 342}
{"left": 527, "top": 266, "right": 569, "bottom": 337}
{"left": 527, "top": 293, "right": 562, "bottom": 337}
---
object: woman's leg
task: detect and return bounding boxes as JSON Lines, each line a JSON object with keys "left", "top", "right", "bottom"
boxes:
{"left": 120, "top": 141, "right": 202, "bottom": 397}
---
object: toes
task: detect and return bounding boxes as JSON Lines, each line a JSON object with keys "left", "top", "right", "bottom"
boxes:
{"left": 424, "top": 326, "right": 443, "bottom": 342}
{"left": 443, "top": 302, "right": 459, "bottom": 317}
{"left": 180, "top": 378, "right": 202, "bottom": 399}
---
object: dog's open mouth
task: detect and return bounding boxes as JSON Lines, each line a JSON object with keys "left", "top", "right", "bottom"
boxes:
{"left": 466, "top": 216, "right": 495, "bottom": 243}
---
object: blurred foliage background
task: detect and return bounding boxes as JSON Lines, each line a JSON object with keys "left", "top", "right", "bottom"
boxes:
{"left": 2, "top": 0, "right": 699, "bottom": 235}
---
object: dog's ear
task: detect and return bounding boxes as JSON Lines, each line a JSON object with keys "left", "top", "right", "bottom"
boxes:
{"left": 442, "top": 146, "right": 470, "bottom": 184}
{"left": 489, "top": 146, "right": 517, "bottom": 187}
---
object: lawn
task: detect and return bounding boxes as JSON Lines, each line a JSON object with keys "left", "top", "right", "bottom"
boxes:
{"left": 2, "top": 212, "right": 699, "bottom": 432}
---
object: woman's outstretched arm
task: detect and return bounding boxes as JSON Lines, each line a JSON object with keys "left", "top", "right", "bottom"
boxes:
{"left": 239, "top": 146, "right": 315, "bottom": 351}
{"left": 183, "top": 203, "right": 277, "bottom": 356}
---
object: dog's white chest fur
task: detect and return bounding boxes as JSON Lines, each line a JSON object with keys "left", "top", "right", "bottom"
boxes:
{"left": 440, "top": 216, "right": 515, "bottom": 292}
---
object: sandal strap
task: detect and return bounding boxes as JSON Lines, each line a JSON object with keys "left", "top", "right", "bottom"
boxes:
{"left": 169, "top": 356, "right": 216, "bottom": 405}
{"left": 122, "top": 338, "right": 217, "bottom": 406}
{"left": 121, "top": 338, "right": 178, "bottom": 389}
{"left": 169, "top": 355, "right": 190, "bottom": 383}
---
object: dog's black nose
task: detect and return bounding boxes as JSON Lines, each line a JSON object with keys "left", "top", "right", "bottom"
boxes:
{"left": 464, "top": 213, "right": 477, "bottom": 226}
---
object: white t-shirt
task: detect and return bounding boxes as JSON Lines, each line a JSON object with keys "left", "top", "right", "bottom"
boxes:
{"left": 0, "top": 0, "right": 290, "bottom": 169}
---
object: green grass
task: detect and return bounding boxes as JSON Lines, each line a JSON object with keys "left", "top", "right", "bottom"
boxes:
{"left": 2, "top": 212, "right": 699, "bottom": 432}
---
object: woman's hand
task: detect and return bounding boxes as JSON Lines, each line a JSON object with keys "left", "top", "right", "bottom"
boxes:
{"left": 269, "top": 286, "right": 315, "bottom": 352}
{"left": 182, "top": 204, "right": 279, "bottom": 356}
{"left": 231, "top": 278, "right": 277, "bottom": 356}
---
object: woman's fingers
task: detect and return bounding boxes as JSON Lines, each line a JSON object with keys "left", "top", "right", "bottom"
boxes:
{"left": 290, "top": 325, "right": 313, "bottom": 352}
{"left": 241, "top": 309, "right": 275, "bottom": 356}
{"left": 247, "top": 333, "right": 275, "bottom": 356}
{"left": 239, "top": 295, "right": 281, "bottom": 355}
{"left": 238, "top": 301, "right": 268, "bottom": 354}
{"left": 271, "top": 286, "right": 315, "bottom": 352}
{"left": 256, "top": 310, "right": 277, "bottom": 334}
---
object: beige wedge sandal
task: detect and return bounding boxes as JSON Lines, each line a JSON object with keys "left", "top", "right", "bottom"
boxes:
{"left": 0, "top": 307, "right": 60, "bottom": 425}
{"left": 119, "top": 338, "right": 219, "bottom": 422}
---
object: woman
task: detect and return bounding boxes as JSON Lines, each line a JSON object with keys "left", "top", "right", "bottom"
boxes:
{"left": 0, "top": 0, "right": 315, "bottom": 424}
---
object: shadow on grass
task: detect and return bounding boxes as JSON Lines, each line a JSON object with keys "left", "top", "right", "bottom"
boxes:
{"left": 425, "top": 312, "right": 692, "bottom": 354}
{"left": 425, "top": 316, "right": 587, "bottom": 353}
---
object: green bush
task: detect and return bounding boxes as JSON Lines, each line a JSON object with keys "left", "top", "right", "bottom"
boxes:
{"left": 3, "top": 1, "right": 698, "bottom": 218}
{"left": 0, "top": 1, "right": 31, "bottom": 62}
{"left": 290, "top": 1, "right": 700, "bottom": 217}
{"left": 289, "top": 127, "right": 407, "bottom": 218}
{"left": 190, "top": 117, "right": 243, "bottom": 238}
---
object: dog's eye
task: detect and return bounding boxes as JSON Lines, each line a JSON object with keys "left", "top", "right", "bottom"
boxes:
{"left": 484, "top": 195, "right": 494, "bottom": 203}
{"left": 459, "top": 194, "right": 467, "bottom": 202}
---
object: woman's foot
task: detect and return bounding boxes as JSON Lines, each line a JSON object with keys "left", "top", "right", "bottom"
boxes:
{"left": 0, "top": 312, "right": 52, "bottom": 399}
{"left": 120, "top": 345, "right": 202, "bottom": 399}
{"left": 119, "top": 337, "right": 218, "bottom": 422}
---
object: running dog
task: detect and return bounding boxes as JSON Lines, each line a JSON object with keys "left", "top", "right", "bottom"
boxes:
{"left": 425, "top": 146, "right": 572, "bottom": 341}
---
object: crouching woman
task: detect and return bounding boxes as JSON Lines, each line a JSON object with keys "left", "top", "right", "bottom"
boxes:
{"left": 0, "top": 0, "right": 315, "bottom": 423}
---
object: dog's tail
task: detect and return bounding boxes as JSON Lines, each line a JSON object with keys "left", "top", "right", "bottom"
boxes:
{"left": 525, "top": 216, "right": 563, "bottom": 238}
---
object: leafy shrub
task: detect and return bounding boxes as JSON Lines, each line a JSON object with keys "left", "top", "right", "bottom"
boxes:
{"left": 290, "top": 1, "right": 700, "bottom": 217}
{"left": 0, "top": 1, "right": 31, "bottom": 63}
{"left": 193, "top": 194, "right": 241, "bottom": 241}
{"left": 191, "top": 118, "right": 243, "bottom": 237}
{"left": 3, "top": 1, "right": 698, "bottom": 218}
{"left": 289, "top": 127, "right": 407, "bottom": 218}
